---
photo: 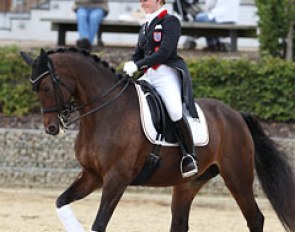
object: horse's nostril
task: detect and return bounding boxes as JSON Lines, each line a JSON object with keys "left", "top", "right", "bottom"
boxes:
{"left": 47, "top": 125, "right": 58, "bottom": 135}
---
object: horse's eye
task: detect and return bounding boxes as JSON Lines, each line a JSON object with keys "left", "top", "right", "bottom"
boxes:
{"left": 43, "top": 85, "right": 51, "bottom": 93}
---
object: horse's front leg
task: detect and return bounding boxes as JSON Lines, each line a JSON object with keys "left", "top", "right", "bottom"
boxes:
{"left": 91, "top": 175, "right": 128, "bottom": 232}
{"left": 56, "top": 169, "right": 102, "bottom": 232}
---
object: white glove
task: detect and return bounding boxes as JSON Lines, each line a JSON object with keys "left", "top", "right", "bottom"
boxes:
{"left": 123, "top": 61, "right": 138, "bottom": 76}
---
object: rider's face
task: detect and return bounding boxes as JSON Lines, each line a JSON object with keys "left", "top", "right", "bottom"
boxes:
{"left": 140, "top": 0, "right": 161, "bottom": 14}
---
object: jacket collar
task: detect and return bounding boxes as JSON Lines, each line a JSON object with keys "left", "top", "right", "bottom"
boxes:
{"left": 145, "top": 8, "right": 168, "bottom": 26}
{"left": 144, "top": 9, "right": 168, "bottom": 35}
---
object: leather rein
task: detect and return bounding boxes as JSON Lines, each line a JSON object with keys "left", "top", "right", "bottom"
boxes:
{"left": 32, "top": 58, "right": 130, "bottom": 129}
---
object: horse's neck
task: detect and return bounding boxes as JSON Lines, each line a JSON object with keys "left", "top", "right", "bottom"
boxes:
{"left": 74, "top": 67, "right": 117, "bottom": 107}
{"left": 73, "top": 69, "right": 137, "bottom": 135}
{"left": 78, "top": 84, "right": 138, "bottom": 141}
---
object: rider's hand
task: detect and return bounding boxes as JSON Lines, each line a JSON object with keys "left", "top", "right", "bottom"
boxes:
{"left": 123, "top": 61, "right": 138, "bottom": 76}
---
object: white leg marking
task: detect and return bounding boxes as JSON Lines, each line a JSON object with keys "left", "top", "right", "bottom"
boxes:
{"left": 56, "top": 205, "right": 85, "bottom": 232}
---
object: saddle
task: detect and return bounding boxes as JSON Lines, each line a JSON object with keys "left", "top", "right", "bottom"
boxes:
{"left": 137, "top": 80, "right": 177, "bottom": 143}
{"left": 131, "top": 80, "right": 209, "bottom": 185}
{"left": 135, "top": 81, "right": 209, "bottom": 147}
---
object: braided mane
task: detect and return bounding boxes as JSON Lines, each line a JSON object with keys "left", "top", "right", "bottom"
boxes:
{"left": 46, "top": 47, "right": 117, "bottom": 74}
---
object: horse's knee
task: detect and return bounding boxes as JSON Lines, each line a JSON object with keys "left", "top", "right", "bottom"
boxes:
{"left": 56, "top": 170, "right": 99, "bottom": 208}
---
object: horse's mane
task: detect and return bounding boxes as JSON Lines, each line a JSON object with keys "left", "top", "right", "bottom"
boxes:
{"left": 46, "top": 47, "right": 117, "bottom": 75}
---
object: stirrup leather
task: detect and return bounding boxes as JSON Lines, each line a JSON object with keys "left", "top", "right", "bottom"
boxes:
{"left": 180, "top": 154, "right": 198, "bottom": 178}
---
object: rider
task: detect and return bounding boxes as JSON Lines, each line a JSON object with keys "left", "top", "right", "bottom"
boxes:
{"left": 123, "top": 0, "right": 198, "bottom": 178}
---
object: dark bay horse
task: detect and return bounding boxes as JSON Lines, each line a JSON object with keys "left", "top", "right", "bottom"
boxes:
{"left": 20, "top": 48, "right": 295, "bottom": 232}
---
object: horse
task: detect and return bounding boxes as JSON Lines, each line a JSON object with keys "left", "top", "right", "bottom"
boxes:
{"left": 20, "top": 48, "right": 295, "bottom": 232}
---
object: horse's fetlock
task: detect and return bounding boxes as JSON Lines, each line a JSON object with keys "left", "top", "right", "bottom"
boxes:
{"left": 55, "top": 194, "right": 69, "bottom": 208}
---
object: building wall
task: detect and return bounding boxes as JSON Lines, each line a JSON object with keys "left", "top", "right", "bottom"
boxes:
{"left": 0, "top": 0, "right": 259, "bottom": 48}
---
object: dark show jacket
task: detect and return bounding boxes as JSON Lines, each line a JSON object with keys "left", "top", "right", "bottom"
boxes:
{"left": 132, "top": 10, "right": 198, "bottom": 118}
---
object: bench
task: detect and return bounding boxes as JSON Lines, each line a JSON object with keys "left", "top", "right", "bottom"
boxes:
{"left": 42, "top": 18, "right": 257, "bottom": 52}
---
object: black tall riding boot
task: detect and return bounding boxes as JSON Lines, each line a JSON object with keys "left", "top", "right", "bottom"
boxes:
{"left": 174, "top": 117, "right": 198, "bottom": 178}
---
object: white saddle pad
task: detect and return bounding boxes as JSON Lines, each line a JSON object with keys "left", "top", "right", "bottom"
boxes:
{"left": 135, "top": 84, "right": 209, "bottom": 147}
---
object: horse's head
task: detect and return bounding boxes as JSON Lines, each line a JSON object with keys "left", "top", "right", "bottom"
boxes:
{"left": 20, "top": 49, "right": 74, "bottom": 135}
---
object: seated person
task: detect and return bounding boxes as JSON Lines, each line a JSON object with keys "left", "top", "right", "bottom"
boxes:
{"left": 195, "top": 0, "right": 240, "bottom": 51}
{"left": 73, "top": 0, "right": 109, "bottom": 50}
{"left": 173, "top": 0, "right": 201, "bottom": 21}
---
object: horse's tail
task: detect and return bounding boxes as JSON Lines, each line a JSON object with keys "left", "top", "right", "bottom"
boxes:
{"left": 240, "top": 112, "right": 295, "bottom": 232}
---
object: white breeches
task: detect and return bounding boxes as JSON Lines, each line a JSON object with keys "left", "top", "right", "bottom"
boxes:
{"left": 139, "top": 65, "right": 183, "bottom": 122}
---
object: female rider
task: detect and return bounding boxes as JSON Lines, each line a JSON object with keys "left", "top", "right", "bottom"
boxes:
{"left": 123, "top": 0, "right": 198, "bottom": 178}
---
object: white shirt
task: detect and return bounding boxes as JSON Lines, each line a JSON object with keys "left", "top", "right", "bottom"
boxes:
{"left": 145, "top": 7, "right": 167, "bottom": 25}
{"left": 210, "top": 0, "right": 240, "bottom": 23}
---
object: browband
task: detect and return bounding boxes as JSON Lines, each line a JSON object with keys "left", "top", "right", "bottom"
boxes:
{"left": 31, "top": 70, "right": 50, "bottom": 85}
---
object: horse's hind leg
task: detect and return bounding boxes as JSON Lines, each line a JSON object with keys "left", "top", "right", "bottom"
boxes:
{"left": 170, "top": 180, "right": 209, "bottom": 232}
{"left": 220, "top": 145, "right": 264, "bottom": 232}
{"left": 56, "top": 169, "right": 101, "bottom": 232}
{"left": 224, "top": 177, "right": 264, "bottom": 232}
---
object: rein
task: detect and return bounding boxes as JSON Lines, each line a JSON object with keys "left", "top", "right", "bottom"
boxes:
{"left": 61, "top": 75, "right": 130, "bottom": 128}
{"left": 32, "top": 56, "right": 130, "bottom": 129}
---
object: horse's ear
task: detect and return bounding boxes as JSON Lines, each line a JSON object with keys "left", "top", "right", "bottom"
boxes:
{"left": 40, "top": 48, "right": 47, "bottom": 56}
{"left": 19, "top": 51, "right": 34, "bottom": 66}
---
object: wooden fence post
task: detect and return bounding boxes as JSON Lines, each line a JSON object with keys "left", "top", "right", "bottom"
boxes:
{"left": 0, "top": 0, "right": 12, "bottom": 12}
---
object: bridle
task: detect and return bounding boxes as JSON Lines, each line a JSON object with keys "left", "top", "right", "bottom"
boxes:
{"left": 32, "top": 56, "right": 130, "bottom": 129}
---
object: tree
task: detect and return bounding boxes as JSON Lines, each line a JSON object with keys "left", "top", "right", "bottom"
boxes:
{"left": 255, "top": 0, "right": 295, "bottom": 60}
{"left": 285, "top": 0, "right": 295, "bottom": 60}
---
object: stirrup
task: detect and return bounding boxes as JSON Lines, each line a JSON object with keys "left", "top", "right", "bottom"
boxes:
{"left": 180, "top": 154, "right": 198, "bottom": 178}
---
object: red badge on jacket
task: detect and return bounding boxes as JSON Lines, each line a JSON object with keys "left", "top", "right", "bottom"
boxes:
{"left": 153, "top": 32, "right": 162, "bottom": 42}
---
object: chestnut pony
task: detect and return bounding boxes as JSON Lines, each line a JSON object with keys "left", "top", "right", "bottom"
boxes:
{"left": 21, "top": 48, "right": 295, "bottom": 232}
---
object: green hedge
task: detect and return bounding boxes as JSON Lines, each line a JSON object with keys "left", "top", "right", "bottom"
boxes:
{"left": 1, "top": 47, "right": 295, "bottom": 121}
{"left": 188, "top": 56, "right": 295, "bottom": 121}
{"left": 0, "top": 46, "right": 38, "bottom": 116}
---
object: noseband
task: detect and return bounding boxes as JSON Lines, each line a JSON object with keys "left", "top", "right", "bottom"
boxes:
{"left": 32, "top": 56, "right": 130, "bottom": 129}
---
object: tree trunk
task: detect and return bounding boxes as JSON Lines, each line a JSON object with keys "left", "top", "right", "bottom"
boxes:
{"left": 286, "top": 23, "right": 294, "bottom": 61}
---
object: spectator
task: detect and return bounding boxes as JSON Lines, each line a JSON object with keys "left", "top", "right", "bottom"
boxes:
{"left": 173, "top": 0, "right": 201, "bottom": 22}
{"left": 172, "top": 0, "right": 201, "bottom": 49}
{"left": 195, "top": 0, "right": 240, "bottom": 51}
{"left": 73, "top": 0, "right": 109, "bottom": 50}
